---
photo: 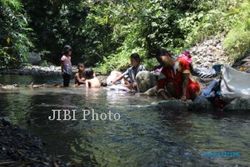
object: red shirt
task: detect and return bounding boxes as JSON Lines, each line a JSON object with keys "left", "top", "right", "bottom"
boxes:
{"left": 157, "top": 57, "right": 200, "bottom": 99}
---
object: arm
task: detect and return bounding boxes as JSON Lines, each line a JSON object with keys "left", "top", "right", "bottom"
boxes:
{"left": 86, "top": 80, "right": 90, "bottom": 88}
{"left": 75, "top": 73, "right": 85, "bottom": 84}
{"left": 181, "top": 71, "right": 190, "bottom": 100}
{"left": 112, "top": 73, "right": 125, "bottom": 84}
{"left": 61, "top": 56, "right": 65, "bottom": 73}
{"left": 157, "top": 79, "right": 169, "bottom": 99}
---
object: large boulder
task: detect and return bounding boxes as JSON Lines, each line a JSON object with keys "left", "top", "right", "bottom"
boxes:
{"left": 136, "top": 71, "right": 157, "bottom": 93}
{"left": 106, "top": 71, "right": 123, "bottom": 85}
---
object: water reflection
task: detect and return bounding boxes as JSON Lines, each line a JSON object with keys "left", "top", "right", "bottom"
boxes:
{"left": 0, "top": 86, "right": 249, "bottom": 166}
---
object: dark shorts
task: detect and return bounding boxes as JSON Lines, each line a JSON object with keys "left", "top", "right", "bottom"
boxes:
{"left": 62, "top": 73, "right": 71, "bottom": 87}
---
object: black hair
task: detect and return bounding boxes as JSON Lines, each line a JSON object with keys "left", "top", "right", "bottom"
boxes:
{"left": 156, "top": 48, "right": 172, "bottom": 58}
{"left": 85, "top": 68, "right": 94, "bottom": 79}
{"left": 155, "top": 48, "right": 172, "bottom": 64}
{"left": 130, "top": 53, "right": 141, "bottom": 62}
{"left": 62, "top": 45, "right": 72, "bottom": 55}
{"left": 77, "top": 63, "right": 85, "bottom": 69}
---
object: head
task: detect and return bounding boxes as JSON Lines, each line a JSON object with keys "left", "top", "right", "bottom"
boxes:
{"left": 130, "top": 53, "right": 141, "bottom": 67}
{"left": 85, "top": 68, "right": 94, "bottom": 79}
{"left": 182, "top": 50, "right": 191, "bottom": 58}
{"left": 63, "top": 45, "right": 72, "bottom": 56}
{"left": 77, "top": 63, "right": 85, "bottom": 72}
{"left": 155, "top": 48, "right": 174, "bottom": 67}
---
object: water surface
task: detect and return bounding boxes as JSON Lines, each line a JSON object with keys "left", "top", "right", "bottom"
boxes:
{"left": 0, "top": 75, "right": 249, "bottom": 166}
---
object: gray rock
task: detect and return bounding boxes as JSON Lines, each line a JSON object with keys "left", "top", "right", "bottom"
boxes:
{"left": 97, "top": 75, "right": 108, "bottom": 86}
{"left": 224, "top": 98, "right": 250, "bottom": 112}
{"left": 188, "top": 96, "right": 214, "bottom": 112}
{"left": 152, "top": 100, "right": 190, "bottom": 112}
{"left": 136, "top": 71, "right": 157, "bottom": 93}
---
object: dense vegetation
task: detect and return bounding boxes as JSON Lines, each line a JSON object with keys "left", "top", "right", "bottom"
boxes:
{"left": 0, "top": 0, "right": 250, "bottom": 73}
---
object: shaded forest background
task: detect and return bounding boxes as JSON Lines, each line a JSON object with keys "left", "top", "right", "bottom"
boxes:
{"left": 0, "top": 0, "right": 250, "bottom": 74}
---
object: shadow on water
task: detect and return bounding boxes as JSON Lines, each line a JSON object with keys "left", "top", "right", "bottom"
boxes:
{"left": 0, "top": 75, "right": 250, "bottom": 166}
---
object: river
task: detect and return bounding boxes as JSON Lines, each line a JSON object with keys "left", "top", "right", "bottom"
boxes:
{"left": 0, "top": 75, "right": 249, "bottom": 166}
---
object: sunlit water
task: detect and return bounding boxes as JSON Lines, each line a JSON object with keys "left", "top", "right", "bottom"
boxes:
{"left": 0, "top": 75, "right": 250, "bottom": 166}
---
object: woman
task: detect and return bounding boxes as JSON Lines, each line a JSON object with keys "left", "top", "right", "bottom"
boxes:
{"left": 156, "top": 49, "right": 200, "bottom": 100}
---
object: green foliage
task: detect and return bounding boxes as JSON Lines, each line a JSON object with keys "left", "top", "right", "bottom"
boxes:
{"left": 1, "top": 0, "right": 250, "bottom": 71}
{"left": 223, "top": 0, "right": 250, "bottom": 60}
{"left": 0, "top": 0, "right": 32, "bottom": 68}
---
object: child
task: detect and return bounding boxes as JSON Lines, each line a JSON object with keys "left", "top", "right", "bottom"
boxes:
{"left": 61, "top": 45, "right": 72, "bottom": 87}
{"left": 75, "top": 63, "right": 86, "bottom": 86}
{"left": 85, "top": 68, "right": 101, "bottom": 88}
{"left": 112, "top": 53, "right": 146, "bottom": 90}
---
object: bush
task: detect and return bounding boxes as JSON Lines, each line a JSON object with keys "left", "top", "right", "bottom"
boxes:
{"left": 223, "top": 0, "right": 250, "bottom": 60}
{"left": 0, "top": 0, "right": 33, "bottom": 68}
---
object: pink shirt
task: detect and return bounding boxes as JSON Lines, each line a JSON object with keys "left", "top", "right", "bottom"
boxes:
{"left": 61, "top": 55, "right": 72, "bottom": 74}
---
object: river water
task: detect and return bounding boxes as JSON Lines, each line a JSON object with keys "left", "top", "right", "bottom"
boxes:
{"left": 0, "top": 75, "right": 249, "bottom": 166}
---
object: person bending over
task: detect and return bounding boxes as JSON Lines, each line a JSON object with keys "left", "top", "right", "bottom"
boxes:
{"left": 156, "top": 49, "right": 200, "bottom": 100}
{"left": 112, "top": 53, "right": 146, "bottom": 90}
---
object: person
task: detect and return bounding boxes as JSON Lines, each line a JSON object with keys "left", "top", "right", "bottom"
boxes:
{"left": 111, "top": 53, "right": 146, "bottom": 90}
{"left": 75, "top": 63, "right": 86, "bottom": 86}
{"left": 61, "top": 45, "right": 73, "bottom": 87}
{"left": 156, "top": 48, "right": 200, "bottom": 100}
{"left": 85, "top": 68, "right": 101, "bottom": 88}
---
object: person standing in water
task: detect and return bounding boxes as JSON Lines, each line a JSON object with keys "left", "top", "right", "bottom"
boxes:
{"left": 61, "top": 45, "right": 73, "bottom": 87}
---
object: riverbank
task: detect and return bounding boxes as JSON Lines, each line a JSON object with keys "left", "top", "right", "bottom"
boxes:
{"left": 0, "top": 65, "right": 75, "bottom": 76}
{"left": 0, "top": 118, "right": 69, "bottom": 167}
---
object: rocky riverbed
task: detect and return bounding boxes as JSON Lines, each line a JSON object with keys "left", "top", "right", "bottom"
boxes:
{"left": 0, "top": 65, "right": 77, "bottom": 76}
{"left": 190, "top": 36, "right": 231, "bottom": 68}
{"left": 0, "top": 118, "right": 69, "bottom": 167}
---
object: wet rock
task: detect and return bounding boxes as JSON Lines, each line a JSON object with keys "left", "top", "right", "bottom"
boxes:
{"left": 106, "top": 71, "right": 123, "bottom": 85}
{"left": 97, "top": 75, "right": 108, "bottom": 86}
{"left": 143, "top": 86, "right": 157, "bottom": 96}
{"left": 224, "top": 98, "right": 250, "bottom": 112}
{"left": 188, "top": 96, "right": 214, "bottom": 112}
{"left": 233, "top": 54, "right": 250, "bottom": 72}
{"left": 136, "top": 71, "right": 157, "bottom": 93}
{"left": 152, "top": 100, "right": 190, "bottom": 112}
{"left": 0, "top": 119, "right": 69, "bottom": 166}
{"left": 0, "top": 65, "right": 77, "bottom": 76}
{"left": 0, "top": 84, "right": 19, "bottom": 90}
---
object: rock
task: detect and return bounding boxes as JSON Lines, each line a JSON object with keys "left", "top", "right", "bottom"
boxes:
{"left": 224, "top": 98, "right": 250, "bottom": 112}
{"left": 153, "top": 100, "right": 191, "bottom": 112}
{"left": 106, "top": 71, "right": 123, "bottom": 85}
{"left": 1, "top": 84, "right": 19, "bottom": 90}
{"left": 97, "top": 75, "right": 108, "bottom": 86}
{"left": 189, "top": 36, "right": 232, "bottom": 69}
{"left": 188, "top": 96, "right": 214, "bottom": 112}
{"left": 143, "top": 86, "right": 157, "bottom": 96}
{"left": 136, "top": 71, "right": 157, "bottom": 93}
{"left": 0, "top": 65, "right": 67, "bottom": 76}
{"left": 0, "top": 119, "right": 68, "bottom": 166}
